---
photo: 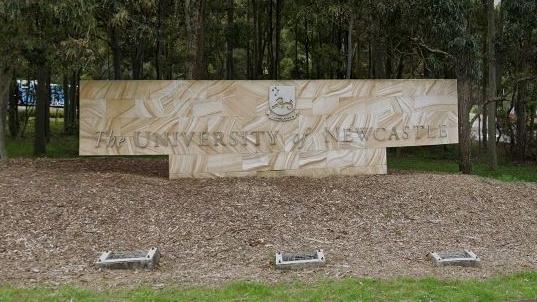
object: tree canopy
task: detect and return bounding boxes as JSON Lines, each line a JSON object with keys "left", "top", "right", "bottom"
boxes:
{"left": 0, "top": 0, "right": 536, "bottom": 167}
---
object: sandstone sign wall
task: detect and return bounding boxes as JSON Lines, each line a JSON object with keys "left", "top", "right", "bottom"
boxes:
{"left": 79, "top": 80, "right": 458, "bottom": 178}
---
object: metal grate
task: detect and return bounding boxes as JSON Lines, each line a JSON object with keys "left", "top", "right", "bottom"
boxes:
{"left": 106, "top": 251, "right": 148, "bottom": 260}
{"left": 275, "top": 250, "right": 325, "bottom": 270}
{"left": 429, "top": 249, "right": 480, "bottom": 267}
{"left": 97, "top": 247, "right": 160, "bottom": 270}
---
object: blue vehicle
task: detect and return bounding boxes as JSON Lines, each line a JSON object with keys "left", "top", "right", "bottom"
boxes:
{"left": 17, "top": 80, "right": 65, "bottom": 108}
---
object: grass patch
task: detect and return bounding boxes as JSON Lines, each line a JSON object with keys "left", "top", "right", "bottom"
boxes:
{"left": 1, "top": 273, "right": 537, "bottom": 301}
{"left": 388, "top": 155, "right": 537, "bottom": 182}
{"left": 6, "top": 118, "right": 78, "bottom": 158}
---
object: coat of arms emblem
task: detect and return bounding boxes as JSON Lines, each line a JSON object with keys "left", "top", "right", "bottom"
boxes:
{"left": 267, "top": 86, "right": 297, "bottom": 121}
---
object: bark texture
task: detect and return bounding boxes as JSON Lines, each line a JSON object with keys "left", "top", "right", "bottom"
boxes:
{"left": 458, "top": 77, "right": 472, "bottom": 174}
{"left": 346, "top": 13, "right": 354, "bottom": 79}
{"left": 34, "top": 65, "right": 48, "bottom": 156}
{"left": 0, "top": 69, "right": 12, "bottom": 160}
{"left": 8, "top": 79, "right": 19, "bottom": 138}
{"left": 226, "top": 0, "right": 234, "bottom": 80}
{"left": 184, "top": 0, "right": 206, "bottom": 80}
{"left": 486, "top": 0, "right": 498, "bottom": 169}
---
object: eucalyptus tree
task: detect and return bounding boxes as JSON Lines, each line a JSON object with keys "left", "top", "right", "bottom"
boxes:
{"left": 0, "top": 1, "right": 28, "bottom": 160}
{"left": 500, "top": 0, "right": 537, "bottom": 160}
{"left": 485, "top": 0, "right": 498, "bottom": 169}
{"left": 123, "top": 0, "right": 159, "bottom": 79}
{"left": 401, "top": 0, "right": 481, "bottom": 173}
{"left": 2, "top": 0, "right": 534, "bottom": 164}
{"left": 18, "top": 1, "right": 96, "bottom": 154}
{"left": 0, "top": 0, "right": 96, "bottom": 156}
{"left": 55, "top": 1, "right": 97, "bottom": 134}
{"left": 94, "top": 0, "right": 129, "bottom": 80}
{"left": 225, "top": 0, "right": 234, "bottom": 79}
{"left": 184, "top": 0, "right": 206, "bottom": 79}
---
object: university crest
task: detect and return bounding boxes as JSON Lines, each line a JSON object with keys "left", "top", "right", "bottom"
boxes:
{"left": 267, "top": 86, "right": 297, "bottom": 121}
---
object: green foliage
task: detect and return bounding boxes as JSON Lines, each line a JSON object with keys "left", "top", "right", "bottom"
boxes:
{"left": 2, "top": 0, "right": 537, "bottom": 162}
{"left": 388, "top": 151, "right": 537, "bottom": 182}
{"left": 1, "top": 273, "right": 537, "bottom": 301}
{"left": 6, "top": 119, "right": 78, "bottom": 158}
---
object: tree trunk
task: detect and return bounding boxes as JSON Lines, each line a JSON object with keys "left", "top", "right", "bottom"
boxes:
{"left": 481, "top": 90, "right": 488, "bottom": 149}
{"left": 246, "top": 1, "right": 252, "bottom": 78}
{"left": 458, "top": 77, "right": 472, "bottom": 174}
{"left": 0, "top": 69, "right": 12, "bottom": 160}
{"left": 74, "top": 73, "right": 80, "bottom": 128}
{"left": 226, "top": 0, "right": 234, "bottom": 80}
{"left": 386, "top": 41, "right": 393, "bottom": 78}
{"left": 110, "top": 26, "right": 122, "bottom": 80}
{"left": 528, "top": 107, "right": 536, "bottom": 160}
{"left": 346, "top": 13, "right": 354, "bottom": 79}
{"left": 304, "top": 17, "right": 310, "bottom": 78}
{"left": 45, "top": 70, "right": 51, "bottom": 142}
{"left": 293, "top": 22, "right": 299, "bottom": 78}
{"left": 251, "top": 0, "right": 259, "bottom": 79}
{"left": 132, "top": 44, "right": 144, "bottom": 80}
{"left": 69, "top": 72, "right": 78, "bottom": 134}
{"left": 268, "top": 0, "right": 274, "bottom": 79}
{"left": 486, "top": 0, "right": 498, "bottom": 170}
{"left": 65, "top": 72, "right": 78, "bottom": 135}
{"left": 274, "top": 0, "right": 282, "bottom": 80}
{"left": 184, "top": 0, "right": 206, "bottom": 80}
{"left": 496, "top": 0, "right": 504, "bottom": 92}
{"left": 516, "top": 81, "right": 527, "bottom": 161}
{"left": 371, "top": 30, "right": 386, "bottom": 79}
{"left": 368, "top": 39, "right": 372, "bottom": 78}
{"left": 396, "top": 56, "right": 404, "bottom": 79}
{"left": 34, "top": 65, "right": 48, "bottom": 156}
{"left": 155, "top": 0, "right": 163, "bottom": 80}
{"left": 19, "top": 73, "right": 32, "bottom": 138}
{"left": 316, "top": 29, "right": 321, "bottom": 78}
{"left": 8, "top": 79, "right": 19, "bottom": 138}
{"left": 63, "top": 74, "right": 70, "bottom": 134}
{"left": 480, "top": 24, "right": 488, "bottom": 152}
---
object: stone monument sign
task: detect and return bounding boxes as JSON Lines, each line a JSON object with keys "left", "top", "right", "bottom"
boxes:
{"left": 79, "top": 80, "right": 458, "bottom": 178}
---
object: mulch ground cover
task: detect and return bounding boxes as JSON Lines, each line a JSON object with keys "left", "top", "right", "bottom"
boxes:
{"left": 1, "top": 158, "right": 536, "bottom": 288}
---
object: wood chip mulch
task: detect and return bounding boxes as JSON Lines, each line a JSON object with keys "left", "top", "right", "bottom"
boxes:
{"left": 1, "top": 158, "right": 536, "bottom": 288}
